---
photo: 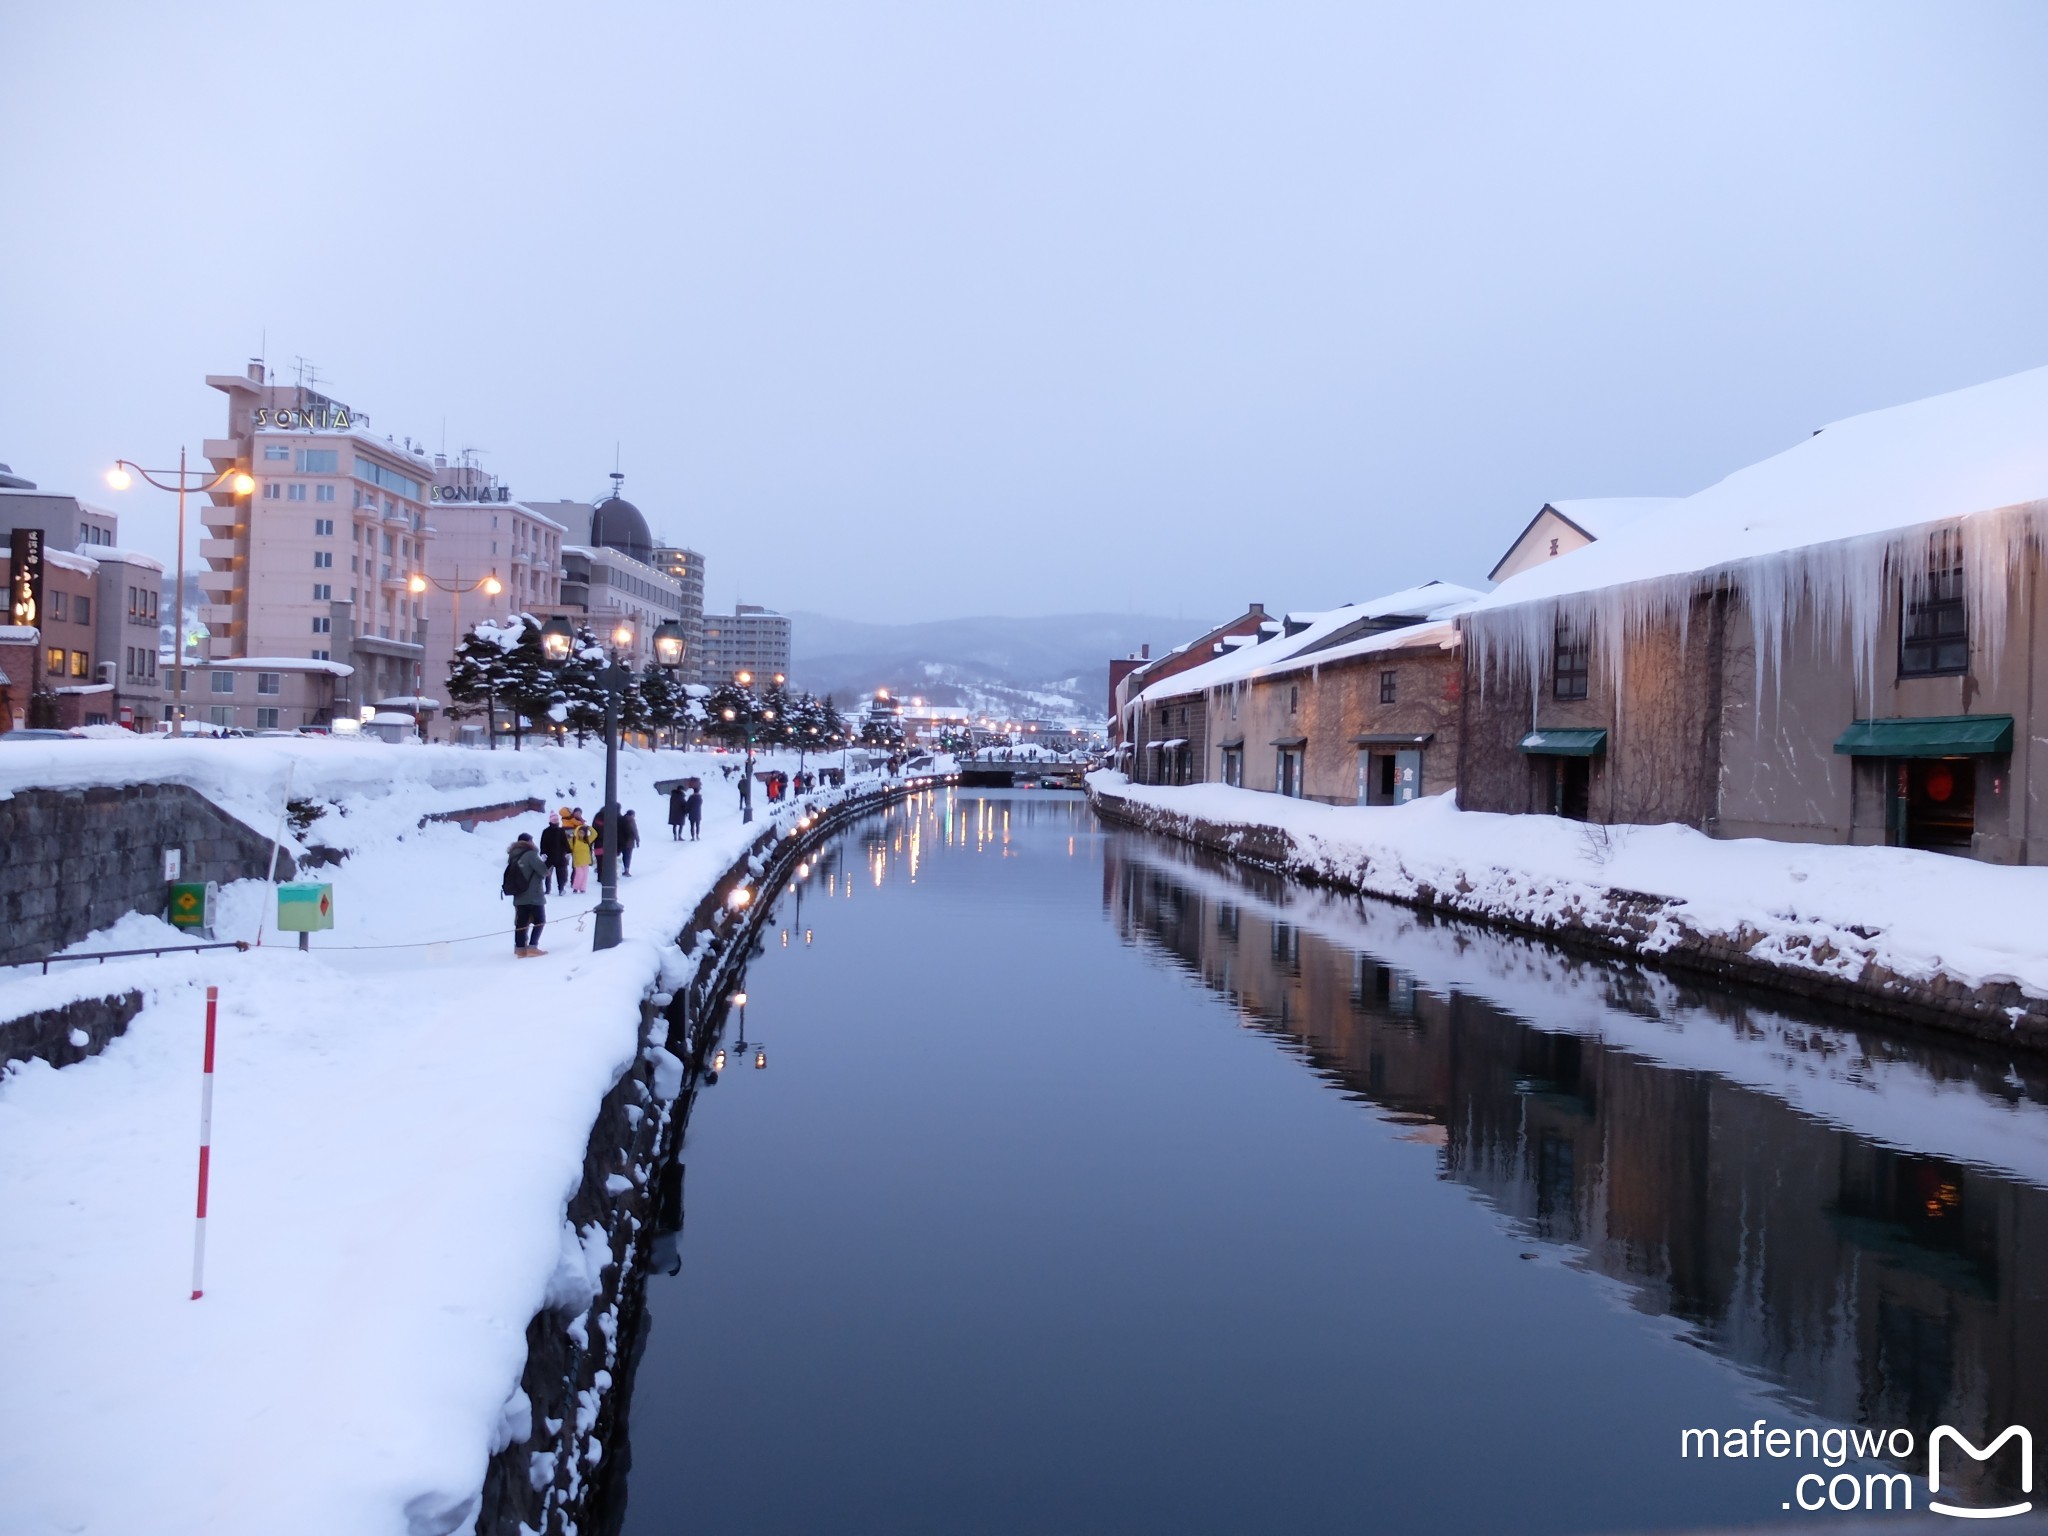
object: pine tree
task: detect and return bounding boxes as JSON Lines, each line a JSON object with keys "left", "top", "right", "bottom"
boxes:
{"left": 492, "top": 616, "right": 561, "bottom": 752}
{"left": 639, "top": 663, "right": 680, "bottom": 747}
{"left": 703, "top": 680, "right": 757, "bottom": 751}
{"left": 555, "top": 625, "right": 608, "bottom": 744}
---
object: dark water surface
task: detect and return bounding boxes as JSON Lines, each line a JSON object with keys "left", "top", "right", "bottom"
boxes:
{"left": 618, "top": 789, "right": 2048, "bottom": 1534}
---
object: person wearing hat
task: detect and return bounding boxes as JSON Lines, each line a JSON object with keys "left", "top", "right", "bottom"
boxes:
{"left": 503, "top": 832, "right": 549, "bottom": 957}
{"left": 540, "top": 811, "right": 572, "bottom": 895}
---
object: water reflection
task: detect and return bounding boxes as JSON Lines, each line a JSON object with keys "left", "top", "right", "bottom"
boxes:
{"left": 1104, "top": 832, "right": 2048, "bottom": 1505}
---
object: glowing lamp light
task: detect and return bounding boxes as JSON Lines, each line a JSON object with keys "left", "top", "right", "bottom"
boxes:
{"left": 230, "top": 470, "right": 257, "bottom": 496}
{"left": 539, "top": 616, "right": 575, "bottom": 662}
{"left": 104, "top": 466, "right": 133, "bottom": 491}
{"left": 653, "top": 620, "right": 687, "bottom": 668}
{"left": 736, "top": 670, "right": 753, "bottom": 686}
{"left": 482, "top": 574, "right": 503, "bottom": 596}
{"left": 728, "top": 886, "right": 751, "bottom": 908}
{"left": 713, "top": 1049, "right": 727, "bottom": 1073}
{"left": 612, "top": 622, "right": 634, "bottom": 649}
{"left": 733, "top": 991, "right": 748, "bottom": 1007}
{"left": 754, "top": 1049, "right": 766, "bottom": 1070}
{"left": 407, "top": 574, "right": 428, "bottom": 594}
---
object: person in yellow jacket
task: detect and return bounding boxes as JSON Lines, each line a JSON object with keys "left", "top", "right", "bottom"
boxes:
{"left": 566, "top": 807, "right": 596, "bottom": 893}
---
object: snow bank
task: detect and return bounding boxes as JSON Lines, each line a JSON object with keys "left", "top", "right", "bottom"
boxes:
{"left": 0, "top": 738, "right": 883, "bottom": 1536}
{"left": 1088, "top": 772, "right": 2048, "bottom": 1017}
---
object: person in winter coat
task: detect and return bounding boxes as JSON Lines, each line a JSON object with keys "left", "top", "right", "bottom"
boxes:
{"left": 618, "top": 809, "right": 641, "bottom": 875}
{"left": 540, "top": 813, "right": 572, "bottom": 895}
{"left": 668, "top": 786, "right": 688, "bottom": 841}
{"left": 504, "top": 833, "right": 549, "bottom": 957}
{"left": 685, "top": 786, "right": 703, "bottom": 840}
{"left": 567, "top": 809, "right": 595, "bottom": 893}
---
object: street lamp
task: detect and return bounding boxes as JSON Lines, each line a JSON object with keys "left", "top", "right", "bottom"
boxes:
{"left": 725, "top": 670, "right": 776, "bottom": 824}
{"left": 106, "top": 452, "right": 254, "bottom": 736}
{"left": 591, "top": 620, "right": 635, "bottom": 951}
{"left": 407, "top": 568, "right": 504, "bottom": 745}
{"left": 652, "top": 620, "right": 688, "bottom": 749}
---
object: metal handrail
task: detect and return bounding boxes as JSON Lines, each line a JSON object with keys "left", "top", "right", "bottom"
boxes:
{"left": 6, "top": 941, "right": 251, "bottom": 975}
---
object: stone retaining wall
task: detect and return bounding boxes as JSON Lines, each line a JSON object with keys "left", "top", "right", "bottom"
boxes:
{"left": 1089, "top": 780, "right": 2048, "bottom": 1055}
{"left": 0, "top": 783, "right": 295, "bottom": 966}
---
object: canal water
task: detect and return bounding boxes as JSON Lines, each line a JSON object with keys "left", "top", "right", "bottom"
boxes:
{"left": 618, "top": 789, "right": 2048, "bottom": 1534}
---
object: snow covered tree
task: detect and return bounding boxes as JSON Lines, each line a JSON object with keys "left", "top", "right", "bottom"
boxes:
{"left": 757, "top": 680, "right": 794, "bottom": 750}
{"left": 617, "top": 665, "right": 652, "bottom": 740}
{"left": 786, "top": 691, "right": 828, "bottom": 770}
{"left": 554, "top": 625, "right": 608, "bottom": 744}
{"left": 819, "top": 694, "right": 850, "bottom": 749}
{"left": 702, "top": 679, "right": 760, "bottom": 751}
{"left": 446, "top": 621, "right": 525, "bottom": 747}
{"left": 639, "top": 662, "right": 682, "bottom": 747}
{"left": 477, "top": 616, "right": 560, "bottom": 752}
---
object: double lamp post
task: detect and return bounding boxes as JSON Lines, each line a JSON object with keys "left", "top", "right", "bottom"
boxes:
{"left": 539, "top": 614, "right": 688, "bottom": 950}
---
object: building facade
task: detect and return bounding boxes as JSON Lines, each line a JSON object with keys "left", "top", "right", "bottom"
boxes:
{"left": 652, "top": 545, "right": 707, "bottom": 684}
{"left": 202, "top": 363, "right": 436, "bottom": 715}
{"left": 170, "top": 658, "right": 351, "bottom": 733}
{"left": 701, "top": 604, "right": 792, "bottom": 684}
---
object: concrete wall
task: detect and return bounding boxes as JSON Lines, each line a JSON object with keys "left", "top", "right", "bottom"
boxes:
{"left": 0, "top": 782, "right": 295, "bottom": 963}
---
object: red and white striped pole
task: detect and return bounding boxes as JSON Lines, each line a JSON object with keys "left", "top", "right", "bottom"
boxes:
{"left": 190, "top": 985, "right": 218, "bottom": 1300}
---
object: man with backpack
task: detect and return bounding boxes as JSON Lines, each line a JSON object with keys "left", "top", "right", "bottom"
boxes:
{"left": 503, "top": 832, "right": 549, "bottom": 957}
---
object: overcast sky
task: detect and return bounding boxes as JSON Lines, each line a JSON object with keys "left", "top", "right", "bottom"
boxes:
{"left": 5, "top": 2, "right": 2046, "bottom": 625}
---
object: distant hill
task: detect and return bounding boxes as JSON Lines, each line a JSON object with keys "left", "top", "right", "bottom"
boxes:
{"left": 789, "top": 611, "right": 1184, "bottom": 723}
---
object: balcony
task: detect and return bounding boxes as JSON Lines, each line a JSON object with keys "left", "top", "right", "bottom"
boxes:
{"left": 202, "top": 439, "right": 240, "bottom": 467}
{"left": 196, "top": 571, "right": 238, "bottom": 596}
{"left": 383, "top": 506, "right": 412, "bottom": 528}
{"left": 199, "top": 505, "right": 242, "bottom": 534}
{"left": 511, "top": 547, "right": 533, "bottom": 566}
{"left": 199, "top": 538, "right": 239, "bottom": 562}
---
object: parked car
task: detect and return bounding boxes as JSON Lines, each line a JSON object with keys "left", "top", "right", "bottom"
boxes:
{"left": 0, "top": 728, "right": 80, "bottom": 742}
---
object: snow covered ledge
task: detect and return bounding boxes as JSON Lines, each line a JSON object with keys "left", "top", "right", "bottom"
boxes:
{"left": 1087, "top": 771, "right": 2048, "bottom": 1051}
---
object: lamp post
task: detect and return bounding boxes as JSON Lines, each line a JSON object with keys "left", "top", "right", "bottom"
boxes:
{"left": 106, "top": 452, "right": 255, "bottom": 736}
{"left": 540, "top": 615, "right": 634, "bottom": 950}
{"left": 653, "top": 619, "right": 688, "bottom": 750}
{"left": 408, "top": 568, "right": 504, "bottom": 746}
{"left": 723, "top": 668, "right": 782, "bottom": 823}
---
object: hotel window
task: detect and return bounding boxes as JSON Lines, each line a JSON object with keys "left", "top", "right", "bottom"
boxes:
{"left": 312, "top": 616, "right": 331, "bottom": 634}
{"left": 351, "top": 556, "right": 360, "bottom": 574}
{"left": 264, "top": 444, "right": 290, "bottom": 461}
{"left": 316, "top": 484, "right": 335, "bottom": 502}
{"left": 212, "top": 671, "right": 236, "bottom": 693}
{"left": 313, "top": 584, "right": 332, "bottom": 601}
{"left": 288, "top": 483, "right": 307, "bottom": 501}
{"left": 69, "top": 651, "right": 88, "bottom": 677}
{"left": 1380, "top": 670, "right": 1397, "bottom": 704}
{"left": 1900, "top": 530, "right": 1968, "bottom": 677}
{"left": 311, "top": 649, "right": 330, "bottom": 661}
{"left": 210, "top": 706, "right": 233, "bottom": 727}
{"left": 256, "top": 708, "right": 280, "bottom": 730}
{"left": 46, "top": 646, "right": 64, "bottom": 675}
{"left": 296, "top": 448, "right": 338, "bottom": 473}
{"left": 265, "top": 482, "right": 280, "bottom": 499}
{"left": 257, "top": 672, "right": 281, "bottom": 696}
{"left": 315, "top": 551, "right": 335, "bottom": 569}
{"left": 314, "top": 518, "right": 334, "bottom": 536}
{"left": 1553, "top": 619, "right": 1590, "bottom": 701}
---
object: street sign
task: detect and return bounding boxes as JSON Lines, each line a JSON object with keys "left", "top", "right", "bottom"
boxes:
{"left": 276, "top": 882, "right": 335, "bottom": 933}
{"left": 163, "top": 848, "right": 182, "bottom": 882}
{"left": 168, "top": 881, "right": 217, "bottom": 938}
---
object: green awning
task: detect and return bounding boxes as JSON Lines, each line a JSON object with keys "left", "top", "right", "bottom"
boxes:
{"left": 1518, "top": 727, "right": 1607, "bottom": 757}
{"left": 1833, "top": 714, "right": 2013, "bottom": 758}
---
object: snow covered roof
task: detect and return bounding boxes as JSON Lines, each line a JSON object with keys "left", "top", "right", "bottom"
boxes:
{"left": 43, "top": 549, "right": 98, "bottom": 576}
{"left": 1473, "top": 364, "right": 2048, "bottom": 617}
{"left": 376, "top": 696, "right": 442, "bottom": 709}
{"left": 199, "top": 657, "right": 355, "bottom": 677}
{"left": 79, "top": 546, "right": 164, "bottom": 572}
{"left": 52, "top": 683, "right": 114, "bottom": 695}
{"left": 0, "top": 626, "right": 37, "bottom": 644}
{"left": 1543, "top": 498, "right": 1679, "bottom": 540}
{"left": 1131, "top": 582, "right": 1479, "bottom": 709}
{"left": 1257, "top": 620, "right": 1459, "bottom": 679}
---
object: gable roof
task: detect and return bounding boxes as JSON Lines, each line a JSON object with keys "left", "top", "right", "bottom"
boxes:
{"left": 1485, "top": 497, "right": 1680, "bottom": 582}
{"left": 1473, "top": 362, "right": 2048, "bottom": 617}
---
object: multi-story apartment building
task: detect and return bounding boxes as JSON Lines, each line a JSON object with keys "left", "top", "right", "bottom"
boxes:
{"left": 701, "top": 603, "right": 792, "bottom": 685}
{"left": 651, "top": 543, "right": 706, "bottom": 683}
{"left": 203, "top": 363, "right": 436, "bottom": 717}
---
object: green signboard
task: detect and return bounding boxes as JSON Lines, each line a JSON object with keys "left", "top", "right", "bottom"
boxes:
{"left": 276, "top": 882, "right": 335, "bottom": 933}
{"left": 167, "top": 881, "right": 217, "bottom": 934}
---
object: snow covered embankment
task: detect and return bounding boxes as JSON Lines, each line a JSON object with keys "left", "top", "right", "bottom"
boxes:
{"left": 1087, "top": 772, "right": 2048, "bottom": 1051}
{"left": 0, "top": 738, "right": 916, "bottom": 1536}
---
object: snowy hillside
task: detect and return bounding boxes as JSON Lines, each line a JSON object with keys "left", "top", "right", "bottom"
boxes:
{"left": 789, "top": 611, "right": 1178, "bottom": 722}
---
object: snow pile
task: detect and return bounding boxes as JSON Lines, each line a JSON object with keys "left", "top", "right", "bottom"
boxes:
{"left": 1089, "top": 772, "right": 2048, "bottom": 1007}
{"left": 0, "top": 738, "right": 886, "bottom": 1535}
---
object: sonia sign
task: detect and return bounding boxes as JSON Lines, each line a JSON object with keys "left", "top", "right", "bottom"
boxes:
{"left": 429, "top": 485, "right": 512, "bottom": 503}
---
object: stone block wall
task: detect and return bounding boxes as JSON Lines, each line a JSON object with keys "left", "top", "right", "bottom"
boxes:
{"left": 0, "top": 782, "right": 295, "bottom": 964}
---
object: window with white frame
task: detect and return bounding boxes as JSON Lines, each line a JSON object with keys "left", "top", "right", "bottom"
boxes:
{"left": 257, "top": 672, "right": 281, "bottom": 696}
{"left": 255, "top": 708, "right": 280, "bottom": 729}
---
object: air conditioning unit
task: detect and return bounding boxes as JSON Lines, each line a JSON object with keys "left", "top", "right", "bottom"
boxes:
{"left": 97, "top": 661, "right": 118, "bottom": 684}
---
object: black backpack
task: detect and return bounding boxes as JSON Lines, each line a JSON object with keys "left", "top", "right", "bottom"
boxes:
{"left": 502, "top": 852, "right": 525, "bottom": 898}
